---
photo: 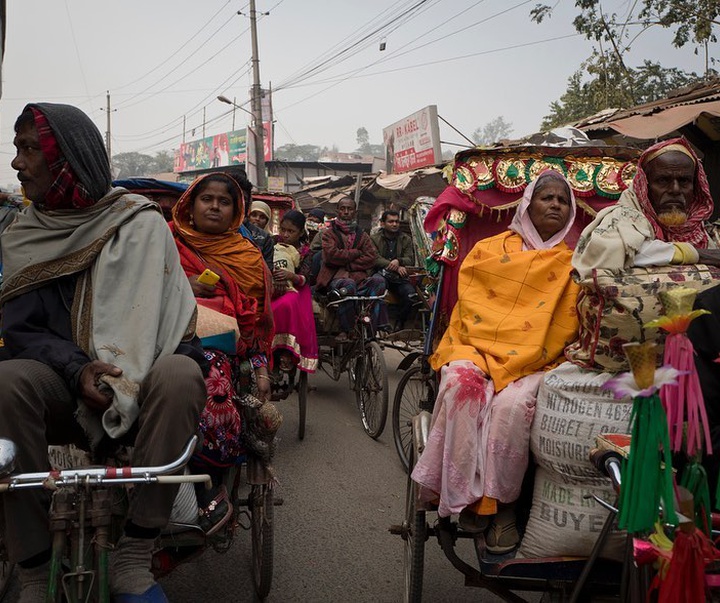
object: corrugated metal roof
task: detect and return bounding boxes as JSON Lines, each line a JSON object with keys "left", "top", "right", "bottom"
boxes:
{"left": 575, "top": 78, "right": 720, "bottom": 131}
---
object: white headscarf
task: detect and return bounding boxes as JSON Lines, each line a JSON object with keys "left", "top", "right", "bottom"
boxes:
{"left": 508, "top": 170, "right": 577, "bottom": 251}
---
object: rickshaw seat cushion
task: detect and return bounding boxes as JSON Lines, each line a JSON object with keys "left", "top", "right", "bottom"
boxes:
{"left": 195, "top": 304, "right": 240, "bottom": 342}
{"left": 199, "top": 332, "right": 236, "bottom": 355}
{"left": 566, "top": 264, "right": 720, "bottom": 372}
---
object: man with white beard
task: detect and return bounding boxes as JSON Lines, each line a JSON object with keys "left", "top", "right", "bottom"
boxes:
{"left": 573, "top": 137, "right": 720, "bottom": 277}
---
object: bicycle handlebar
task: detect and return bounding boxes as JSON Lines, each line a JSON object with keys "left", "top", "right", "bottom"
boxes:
{"left": 325, "top": 292, "right": 387, "bottom": 308}
{"left": 589, "top": 448, "right": 623, "bottom": 492}
{"left": 0, "top": 436, "right": 210, "bottom": 492}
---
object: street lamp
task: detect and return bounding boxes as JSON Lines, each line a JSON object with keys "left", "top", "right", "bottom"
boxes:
{"left": 217, "top": 95, "right": 253, "bottom": 116}
{"left": 216, "top": 95, "right": 266, "bottom": 189}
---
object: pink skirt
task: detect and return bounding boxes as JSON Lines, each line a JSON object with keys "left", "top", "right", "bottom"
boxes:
{"left": 270, "top": 285, "right": 318, "bottom": 372}
{"left": 411, "top": 360, "right": 541, "bottom": 517}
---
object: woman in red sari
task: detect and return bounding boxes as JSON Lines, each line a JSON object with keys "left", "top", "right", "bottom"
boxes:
{"left": 171, "top": 173, "right": 274, "bottom": 474}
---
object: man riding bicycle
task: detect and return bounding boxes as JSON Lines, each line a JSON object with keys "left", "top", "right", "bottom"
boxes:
{"left": 0, "top": 103, "right": 206, "bottom": 603}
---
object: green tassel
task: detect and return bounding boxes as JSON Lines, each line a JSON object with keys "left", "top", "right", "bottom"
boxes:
{"left": 617, "top": 393, "right": 678, "bottom": 533}
{"left": 680, "top": 461, "right": 712, "bottom": 535}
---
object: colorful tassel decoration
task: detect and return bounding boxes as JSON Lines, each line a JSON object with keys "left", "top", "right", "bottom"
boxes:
{"left": 657, "top": 489, "right": 720, "bottom": 603}
{"left": 680, "top": 461, "right": 712, "bottom": 536}
{"left": 604, "top": 342, "right": 679, "bottom": 532}
{"left": 645, "top": 288, "right": 712, "bottom": 456}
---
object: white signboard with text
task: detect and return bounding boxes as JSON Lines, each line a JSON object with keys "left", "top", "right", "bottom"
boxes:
{"left": 383, "top": 105, "right": 441, "bottom": 174}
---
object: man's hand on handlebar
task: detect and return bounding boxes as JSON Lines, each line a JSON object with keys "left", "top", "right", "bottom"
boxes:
{"left": 79, "top": 361, "right": 123, "bottom": 410}
{"left": 190, "top": 274, "right": 217, "bottom": 298}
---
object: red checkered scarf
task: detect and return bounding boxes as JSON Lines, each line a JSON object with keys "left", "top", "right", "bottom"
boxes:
{"left": 633, "top": 137, "right": 713, "bottom": 248}
{"left": 30, "top": 108, "right": 95, "bottom": 210}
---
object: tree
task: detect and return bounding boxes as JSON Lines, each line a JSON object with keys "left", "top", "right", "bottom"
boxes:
{"left": 541, "top": 59, "right": 700, "bottom": 130}
{"left": 274, "top": 143, "right": 322, "bottom": 161}
{"left": 532, "top": 1, "right": 719, "bottom": 57}
{"left": 532, "top": 1, "right": 714, "bottom": 129}
{"left": 356, "top": 127, "right": 370, "bottom": 153}
{"left": 112, "top": 152, "right": 157, "bottom": 178}
{"left": 355, "top": 126, "right": 385, "bottom": 156}
{"left": 472, "top": 116, "right": 514, "bottom": 145}
{"left": 152, "top": 150, "right": 174, "bottom": 173}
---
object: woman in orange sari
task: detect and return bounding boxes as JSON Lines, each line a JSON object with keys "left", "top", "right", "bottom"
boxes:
{"left": 171, "top": 173, "right": 274, "bottom": 472}
{"left": 411, "top": 171, "right": 580, "bottom": 554}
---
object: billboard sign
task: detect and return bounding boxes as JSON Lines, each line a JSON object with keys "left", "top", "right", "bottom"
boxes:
{"left": 383, "top": 105, "right": 442, "bottom": 174}
{"left": 174, "top": 128, "right": 248, "bottom": 173}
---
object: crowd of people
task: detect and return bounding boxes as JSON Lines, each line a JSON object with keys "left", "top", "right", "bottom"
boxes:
{"left": 3, "top": 99, "right": 720, "bottom": 600}
{"left": 0, "top": 103, "right": 425, "bottom": 602}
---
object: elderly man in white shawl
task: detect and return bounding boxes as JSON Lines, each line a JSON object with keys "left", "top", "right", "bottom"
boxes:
{"left": 573, "top": 137, "right": 720, "bottom": 278}
{"left": 0, "top": 103, "right": 206, "bottom": 603}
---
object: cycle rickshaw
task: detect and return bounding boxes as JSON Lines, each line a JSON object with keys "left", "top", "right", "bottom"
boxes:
{"left": 313, "top": 289, "right": 390, "bottom": 439}
{"left": 387, "top": 142, "right": 720, "bottom": 601}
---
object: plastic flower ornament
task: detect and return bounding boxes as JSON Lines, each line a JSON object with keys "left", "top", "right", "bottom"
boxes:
{"left": 605, "top": 342, "right": 679, "bottom": 533}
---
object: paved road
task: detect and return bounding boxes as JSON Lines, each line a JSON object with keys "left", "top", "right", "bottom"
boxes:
{"left": 2, "top": 349, "right": 514, "bottom": 602}
{"left": 162, "top": 348, "right": 505, "bottom": 602}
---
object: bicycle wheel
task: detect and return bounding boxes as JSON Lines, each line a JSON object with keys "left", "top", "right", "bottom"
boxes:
{"left": 355, "top": 341, "right": 388, "bottom": 439}
{"left": 392, "top": 367, "right": 436, "bottom": 473}
{"left": 403, "top": 448, "right": 425, "bottom": 603}
{"left": 250, "top": 484, "right": 274, "bottom": 600}
{"left": 297, "top": 371, "right": 308, "bottom": 440}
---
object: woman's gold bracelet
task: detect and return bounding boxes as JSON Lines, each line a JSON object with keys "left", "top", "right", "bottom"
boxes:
{"left": 256, "top": 374, "right": 271, "bottom": 380}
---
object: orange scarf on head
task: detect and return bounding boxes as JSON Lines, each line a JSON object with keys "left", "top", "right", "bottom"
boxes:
{"left": 431, "top": 231, "right": 579, "bottom": 391}
{"left": 171, "top": 172, "right": 273, "bottom": 318}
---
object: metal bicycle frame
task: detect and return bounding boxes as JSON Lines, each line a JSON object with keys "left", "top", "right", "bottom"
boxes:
{"left": 318, "top": 295, "right": 381, "bottom": 382}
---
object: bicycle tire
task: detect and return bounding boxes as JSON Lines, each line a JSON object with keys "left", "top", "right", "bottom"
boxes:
{"left": 392, "top": 366, "right": 436, "bottom": 473}
{"left": 251, "top": 484, "right": 274, "bottom": 600}
{"left": 403, "top": 447, "right": 425, "bottom": 603}
{"left": 297, "top": 371, "right": 308, "bottom": 440}
{"left": 355, "top": 341, "right": 388, "bottom": 439}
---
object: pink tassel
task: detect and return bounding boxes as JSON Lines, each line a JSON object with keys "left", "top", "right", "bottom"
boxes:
{"left": 661, "top": 334, "right": 712, "bottom": 456}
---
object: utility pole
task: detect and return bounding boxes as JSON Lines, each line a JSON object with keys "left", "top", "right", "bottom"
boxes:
{"left": 100, "top": 91, "right": 116, "bottom": 160}
{"left": 105, "top": 92, "right": 112, "bottom": 157}
{"left": 249, "top": 0, "right": 267, "bottom": 189}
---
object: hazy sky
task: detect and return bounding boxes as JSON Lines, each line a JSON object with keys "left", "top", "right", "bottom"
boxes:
{"left": 0, "top": 0, "right": 715, "bottom": 187}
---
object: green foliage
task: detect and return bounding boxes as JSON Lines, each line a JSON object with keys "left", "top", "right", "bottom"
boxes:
{"left": 355, "top": 126, "right": 384, "bottom": 155}
{"left": 111, "top": 151, "right": 174, "bottom": 178}
{"left": 532, "top": 1, "right": 716, "bottom": 129}
{"left": 541, "top": 59, "right": 701, "bottom": 129}
{"left": 472, "top": 116, "right": 514, "bottom": 145}
{"left": 532, "top": 1, "right": 719, "bottom": 52}
{"left": 274, "top": 143, "right": 322, "bottom": 161}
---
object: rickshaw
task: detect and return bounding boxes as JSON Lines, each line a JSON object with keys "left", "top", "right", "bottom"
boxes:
{"left": 313, "top": 290, "right": 390, "bottom": 439}
{"left": 390, "top": 141, "right": 686, "bottom": 601}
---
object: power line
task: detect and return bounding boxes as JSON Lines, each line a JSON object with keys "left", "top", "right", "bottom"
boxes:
{"left": 276, "top": 33, "right": 581, "bottom": 112}
{"left": 114, "top": 14, "right": 241, "bottom": 110}
{"left": 112, "top": 1, "right": 234, "bottom": 92}
{"left": 275, "top": 0, "right": 437, "bottom": 91}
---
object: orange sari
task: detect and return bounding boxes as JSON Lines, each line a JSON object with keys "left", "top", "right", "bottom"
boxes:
{"left": 171, "top": 173, "right": 273, "bottom": 340}
{"left": 431, "top": 231, "right": 579, "bottom": 391}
